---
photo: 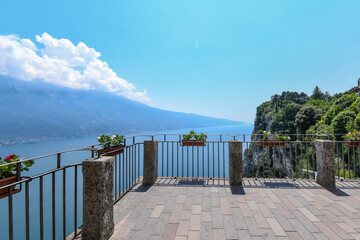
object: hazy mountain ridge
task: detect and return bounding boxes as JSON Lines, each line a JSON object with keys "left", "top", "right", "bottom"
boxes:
{"left": 0, "top": 76, "right": 242, "bottom": 144}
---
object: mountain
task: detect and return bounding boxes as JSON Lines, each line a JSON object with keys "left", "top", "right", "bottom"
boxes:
{"left": 0, "top": 76, "right": 241, "bottom": 144}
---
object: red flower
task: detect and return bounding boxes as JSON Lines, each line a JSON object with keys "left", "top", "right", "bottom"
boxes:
{"left": 4, "top": 154, "right": 15, "bottom": 160}
{"left": 205, "top": 136, "right": 208, "bottom": 139}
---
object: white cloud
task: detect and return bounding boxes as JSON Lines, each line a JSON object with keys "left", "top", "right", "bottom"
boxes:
{"left": 0, "top": 33, "right": 150, "bottom": 103}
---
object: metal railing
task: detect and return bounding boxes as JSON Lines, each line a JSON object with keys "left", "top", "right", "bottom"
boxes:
{"left": 0, "top": 149, "right": 88, "bottom": 240}
{"left": 0, "top": 133, "right": 359, "bottom": 240}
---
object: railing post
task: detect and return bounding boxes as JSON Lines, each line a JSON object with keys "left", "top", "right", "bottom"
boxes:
{"left": 229, "top": 140, "right": 243, "bottom": 186}
{"left": 315, "top": 140, "right": 335, "bottom": 188}
{"left": 82, "top": 156, "right": 114, "bottom": 240}
{"left": 143, "top": 140, "right": 158, "bottom": 185}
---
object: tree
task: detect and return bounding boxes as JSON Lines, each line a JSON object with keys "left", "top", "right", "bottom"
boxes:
{"left": 311, "top": 86, "right": 325, "bottom": 100}
{"left": 332, "top": 110, "right": 356, "bottom": 136}
{"left": 271, "top": 94, "right": 281, "bottom": 113}
{"left": 270, "top": 103, "right": 301, "bottom": 134}
{"left": 295, "top": 105, "right": 317, "bottom": 134}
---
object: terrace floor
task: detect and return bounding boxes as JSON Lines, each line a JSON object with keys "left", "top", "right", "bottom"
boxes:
{"left": 110, "top": 178, "right": 360, "bottom": 240}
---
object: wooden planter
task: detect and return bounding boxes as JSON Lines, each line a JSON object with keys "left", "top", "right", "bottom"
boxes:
{"left": 98, "top": 145, "right": 125, "bottom": 156}
{"left": 0, "top": 175, "right": 20, "bottom": 199}
{"left": 182, "top": 140, "right": 206, "bottom": 147}
{"left": 346, "top": 140, "right": 360, "bottom": 147}
{"left": 259, "top": 139, "right": 285, "bottom": 147}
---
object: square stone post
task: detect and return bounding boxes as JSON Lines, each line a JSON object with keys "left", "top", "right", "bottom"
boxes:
{"left": 143, "top": 140, "right": 158, "bottom": 185}
{"left": 82, "top": 156, "right": 114, "bottom": 240}
{"left": 315, "top": 140, "right": 335, "bottom": 188}
{"left": 229, "top": 141, "right": 243, "bottom": 186}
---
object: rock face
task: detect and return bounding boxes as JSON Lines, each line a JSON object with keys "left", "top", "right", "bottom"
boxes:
{"left": 82, "top": 156, "right": 114, "bottom": 240}
{"left": 315, "top": 140, "right": 335, "bottom": 188}
{"left": 229, "top": 141, "right": 243, "bottom": 186}
{"left": 243, "top": 143, "right": 294, "bottom": 179}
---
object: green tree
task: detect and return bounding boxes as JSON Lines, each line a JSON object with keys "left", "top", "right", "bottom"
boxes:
{"left": 311, "top": 86, "right": 325, "bottom": 100}
{"left": 295, "top": 105, "right": 317, "bottom": 134}
{"left": 332, "top": 110, "right": 356, "bottom": 136}
{"left": 270, "top": 103, "right": 301, "bottom": 134}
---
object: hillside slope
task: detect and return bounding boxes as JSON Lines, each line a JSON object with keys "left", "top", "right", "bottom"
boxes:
{"left": 0, "top": 76, "right": 240, "bottom": 143}
{"left": 253, "top": 86, "right": 360, "bottom": 138}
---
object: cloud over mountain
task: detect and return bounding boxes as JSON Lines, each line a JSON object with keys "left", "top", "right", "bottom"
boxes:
{"left": 0, "top": 33, "right": 150, "bottom": 103}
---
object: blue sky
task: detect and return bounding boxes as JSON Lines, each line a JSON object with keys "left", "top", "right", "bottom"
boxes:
{"left": 0, "top": 0, "right": 360, "bottom": 122}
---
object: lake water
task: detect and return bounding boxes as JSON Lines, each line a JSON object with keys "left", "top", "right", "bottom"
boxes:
{"left": 0, "top": 124, "right": 253, "bottom": 240}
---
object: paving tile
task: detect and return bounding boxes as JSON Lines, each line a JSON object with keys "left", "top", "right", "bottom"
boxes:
{"left": 200, "top": 222, "right": 212, "bottom": 240}
{"left": 231, "top": 207, "right": 248, "bottom": 230}
{"left": 192, "top": 205, "right": 202, "bottom": 215}
{"left": 288, "top": 218, "right": 316, "bottom": 240}
{"left": 212, "top": 207, "right": 224, "bottom": 229}
{"left": 176, "top": 220, "right": 190, "bottom": 236}
{"left": 162, "top": 223, "right": 178, "bottom": 240}
{"left": 298, "top": 208, "right": 320, "bottom": 222}
{"left": 318, "top": 215, "right": 353, "bottom": 239}
{"left": 180, "top": 211, "right": 192, "bottom": 220}
{"left": 239, "top": 202, "right": 253, "bottom": 217}
{"left": 176, "top": 195, "right": 186, "bottom": 204}
{"left": 188, "top": 230, "right": 200, "bottom": 240}
{"left": 223, "top": 214, "right": 239, "bottom": 239}
{"left": 213, "top": 228, "right": 226, "bottom": 240}
{"left": 292, "top": 211, "right": 320, "bottom": 233}
{"left": 220, "top": 197, "right": 232, "bottom": 215}
{"left": 152, "top": 213, "right": 171, "bottom": 235}
{"left": 237, "top": 229, "right": 251, "bottom": 239}
{"left": 169, "top": 204, "right": 184, "bottom": 223}
{"left": 253, "top": 211, "right": 270, "bottom": 229}
{"left": 150, "top": 205, "right": 164, "bottom": 218}
{"left": 201, "top": 211, "right": 212, "bottom": 222}
{"left": 189, "top": 214, "right": 201, "bottom": 231}
{"left": 313, "top": 222, "right": 341, "bottom": 240}
{"left": 266, "top": 218, "right": 287, "bottom": 237}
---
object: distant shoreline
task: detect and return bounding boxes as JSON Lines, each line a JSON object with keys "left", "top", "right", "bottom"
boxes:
{"left": 0, "top": 123, "right": 253, "bottom": 147}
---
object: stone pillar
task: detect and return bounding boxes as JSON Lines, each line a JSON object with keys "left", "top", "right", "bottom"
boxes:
{"left": 315, "top": 140, "right": 335, "bottom": 188}
{"left": 229, "top": 141, "right": 243, "bottom": 186}
{"left": 143, "top": 140, "right": 158, "bottom": 185}
{"left": 82, "top": 156, "right": 114, "bottom": 240}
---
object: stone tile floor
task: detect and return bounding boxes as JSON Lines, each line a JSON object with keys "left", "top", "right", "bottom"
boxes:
{"left": 110, "top": 178, "right": 360, "bottom": 240}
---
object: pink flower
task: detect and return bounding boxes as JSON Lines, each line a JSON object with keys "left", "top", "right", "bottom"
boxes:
{"left": 348, "top": 132, "right": 351, "bottom": 135}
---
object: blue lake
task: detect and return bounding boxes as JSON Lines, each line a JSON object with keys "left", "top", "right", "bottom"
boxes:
{"left": 0, "top": 124, "right": 253, "bottom": 240}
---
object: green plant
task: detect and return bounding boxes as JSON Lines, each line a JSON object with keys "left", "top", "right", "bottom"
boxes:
{"left": 275, "top": 135, "right": 290, "bottom": 141}
{"left": 111, "top": 134, "right": 125, "bottom": 146}
{"left": 182, "top": 130, "right": 207, "bottom": 140}
{"left": 98, "top": 134, "right": 112, "bottom": 149}
{"left": 263, "top": 131, "right": 271, "bottom": 140}
{"left": 98, "top": 134, "right": 125, "bottom": 148}
{"left": 0, "top": 154, "right": 34, "bottom": 179}
{"left": 345, "top": 130, "right": 360, "bottom": 141}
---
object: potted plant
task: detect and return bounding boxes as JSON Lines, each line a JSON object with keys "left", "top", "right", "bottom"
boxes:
{"left": 182, "top": 130, "right": 207, "bottom": 146}
{"left": 98, "top": 134, "right": 125, "bottom": 156}
{"left": 0, "top": 154, "right": 34, "bottom": 198}
{"left": 259, "top": 131, "right": 289, "bottom": 147}
{"left": 345, "top": 130, "right": 360, "bottom": 147}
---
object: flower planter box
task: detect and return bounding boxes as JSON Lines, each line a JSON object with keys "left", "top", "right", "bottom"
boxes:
{"left": 346, "top": 140, "right": 360, "bottom": 147}
{"left": 0, "top": 175, "right": 20, "bottom": 199}
{"left": 182, "top": 140, "right": 206, "bottom": 147}
{"left": 98, "top": 145, "right": 125, "bottom": 156}
{"left": 259, "top": 139, "right": 285, "bottom": 147}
